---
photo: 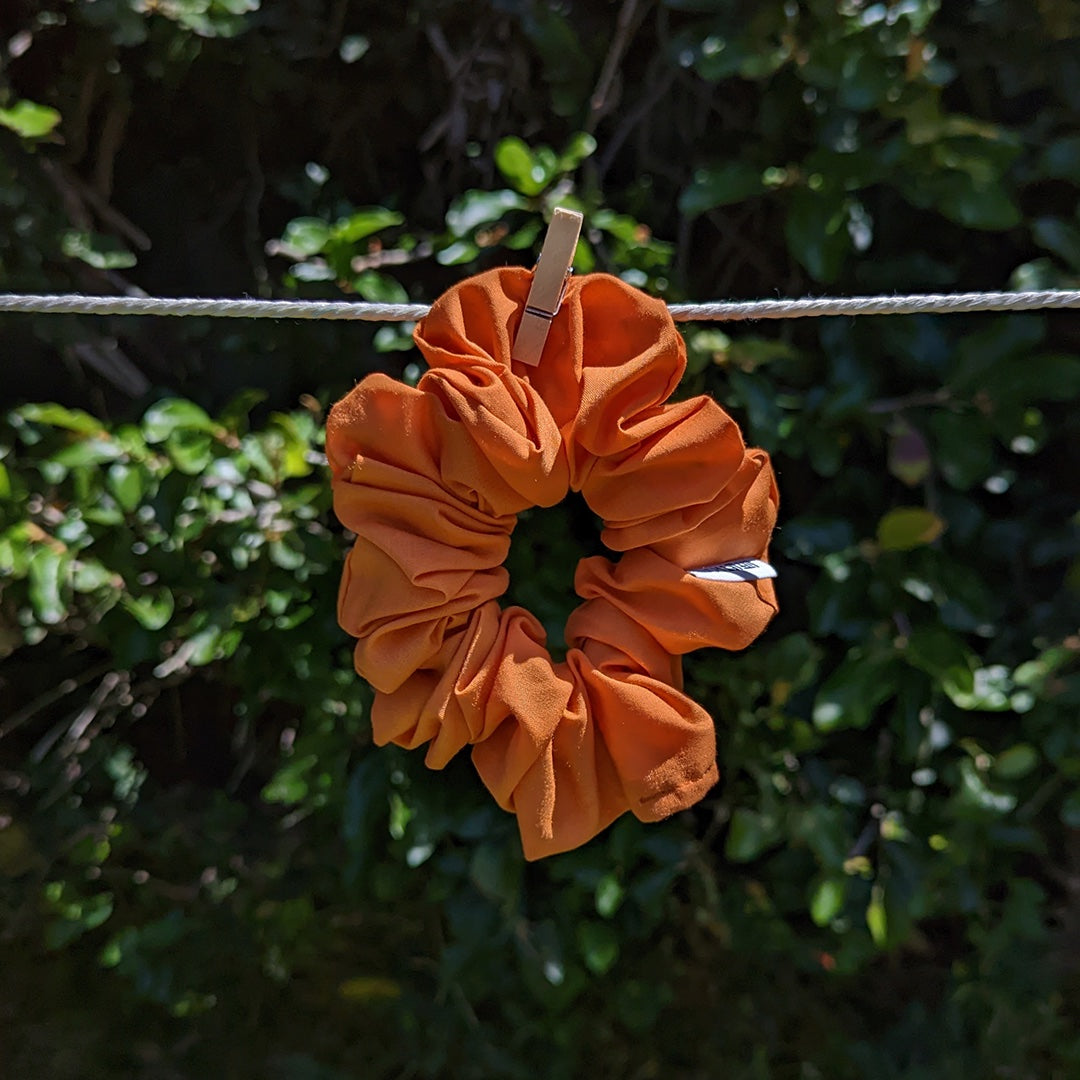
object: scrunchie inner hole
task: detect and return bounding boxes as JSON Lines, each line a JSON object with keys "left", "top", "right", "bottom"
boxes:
{"left": 503, "top": 491, "right": 606, "bottom": 660}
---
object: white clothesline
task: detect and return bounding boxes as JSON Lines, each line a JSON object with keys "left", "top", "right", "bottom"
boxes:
{"left": 1, "top": 289, "right": 1078, "bottom": 322}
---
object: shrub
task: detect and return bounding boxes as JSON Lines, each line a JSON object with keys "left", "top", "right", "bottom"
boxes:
{"left": 2, "top": 1, "right": 1079, "bottom": 1077}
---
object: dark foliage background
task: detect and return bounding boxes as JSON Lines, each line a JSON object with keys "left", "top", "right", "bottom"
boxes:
{"left": 2, "top": 1, "right": 1080, "bottom": 1077}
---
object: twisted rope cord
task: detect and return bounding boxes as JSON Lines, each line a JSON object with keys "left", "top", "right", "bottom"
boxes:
{"left": 0, "top": 289, "right": 1078, "bottom": 322}
{"left": 667, "top": 290, "right": 1080, "bottom": 320}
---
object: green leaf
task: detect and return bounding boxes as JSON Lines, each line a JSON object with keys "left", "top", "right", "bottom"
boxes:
{"left": 813, "top": 650, "right": 896, "bottom": 732}
{"left": 445, "top": 189, "right": 528, "bottom": 237}
{"left": 573, "top": 236, "right": 596, "bottom": 274}
{"left": 836, "top": 49, "right": 893, "bottom": 111}
{"left": 186, "top": 625, "right": 224, "bottom": 667}
{"left": 373, "top": 325, "right": 415, "bottom": 352}
{"left": 591, "top": 210, "right": 642, "bottom": 245}
{"left": 290, "top": 261, "right": 334, "bottom": 283}
{"left": 269, "top": 535, "right": 306, "bottom": 570}
{"left": 728, "top": 369, "right": 784, "bottom": 452}
{"left": 339, "top": 34, "right": 370, "bottom": 63}
{"left": 266, "top": 413, "right": 314, "bottom": 479}
{"left": 435, "top": 239, "right": 480, "bottom": 265}
{"left": 955, "top": 758, "right": 1017, "bottom": 815}
{"left": 106, "top": 463, "right": 147, "bottom": 512}
{"left": 577, "top": 920, "right": 619, "bottom": 976}
{"left": 684, "top": 328, "right": 730, "bottom": 374}
{"left": 993, "top": 744, "right": 1039, "bottom": 781}
{"left": 218, "top": 388, "right": 268, "bottom": 434}
{"left": 810, "top": 878, "right": 846, "bottom": 927}
{"left": 112, "top": 424, "right": 151, "bottom": 463}
{"left": 469, "top": 843, "right": 522, "bottom": 908}
{"left": 0, "top": 462, "right": 9, "bottom": 500}
{"left": 928, "top": 412, "right": 994, "bottom": 491}
{"left": 216, "top": 0, "right": 259, "bottom": 15}
{"left": 60, "top": 231, "right": 137, "bottom": 270}
{"left": 877, "top": 507, "right": 945, "bottom": 551}
{"left": 519, "top": 6, "right": 592, "bottom": 117}
{"left": 122, "top": 588, "right": 175, "bottom": 631}
{"left": 724, "top": 808, "right": 778, "bottom": 862}
{"left": 928, "top": 173, "right": 1021, "bottom": 231}
{"left": 0, "top": 99, "right": 61, "bottom": 138}
{"left": 28, "top": 546, "right": 67, "bottom": 625}
{"left": 866, "top": 887, "right": 887, "bottom": 947}
{"left": 281, "top": 217, "right": 331, "bottom": 257}
{"left": 166, "top": 430, "right": 214, "bottom": 474}
{"left": 689, "top": 31, "right": 747, "bottom": 81}
{"left": 352, "top": 271, "right": 408, "bottom": 304}
{"left": 0, "top": 535, "right": 18, "bottom": 577}
{"left": 342, "top": 753, "right": 390, "bottom": 876}
{"left": 45, "top": 892, "right": 113, "bottom": 950}
{"left": 977, "top": 352, "right": 1080, "bottom": 417}
{"left": 1009, "top": 258, "right": 1072, "bottom": 292}
{"left": 727, "top": 336, "right": 800, "bottom": 370}
{"left": 595, "top": 874, "right": 625, "bottom": 919}
{"left": 332, "top": 207, "right": 403, "bottom": 244}
{"left": 784, "top": 187, "right": 852, "bottom": 283}
{"left": 142, "top": 399, "right": 216, "bottom": 443}
{"left": 502, "top": 218, "right": 544, "bottom": 251}
{"left": 904, "top": 625, "right": 976, "bottom": 701}
{"left": 901, "top": 96, "right": 1005, "bottom": 145}
{"left": 948, "top": 665, "right": 1014, "bottom": 712}
{"left": 1013, "top": 646, "right": 1074, "bottom": 694}
{"left": 1032, "top": 216, "right": 1080, "bottom": 271}
{"left": 262, "top": 754, "right": 317, "bottom": 804}
{"left": 679, "top": 161, "right": 763, "bottom": 216}
{"left": 559, "top": 131, "right": 597, "bottom": 172}
{"left": 15, "top": 403, "right": 103, "bottom": 435}
{"left": 495, "top": 136, "right": 553, "bottom": 196}
{"left": 779, "top": 517, "right": 856, "bottom": 561}
{"left": 51, "top": 437, "right": 125, "bottom": 469}
{"left": 72, "top": 559, "right": 119, "bottom": 593}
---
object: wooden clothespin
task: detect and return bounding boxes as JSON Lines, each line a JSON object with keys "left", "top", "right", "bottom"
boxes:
{"left": 511, "top": 207, "right": 584, "bottom": 367}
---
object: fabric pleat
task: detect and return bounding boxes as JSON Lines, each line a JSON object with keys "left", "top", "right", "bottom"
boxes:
{"left": 327, "top": 267, "right": 779, "bottom": 859}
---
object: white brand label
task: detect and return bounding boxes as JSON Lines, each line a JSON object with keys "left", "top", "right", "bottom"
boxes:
{"left": 689, "top": 558, "right": 777, "bottom": 582}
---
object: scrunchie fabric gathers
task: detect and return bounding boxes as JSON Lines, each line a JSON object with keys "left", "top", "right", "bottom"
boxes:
{"left": 326, "top": 267, "right": 779, "bottom": 860}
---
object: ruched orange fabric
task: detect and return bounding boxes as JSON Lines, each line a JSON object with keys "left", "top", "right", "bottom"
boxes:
{"left": 327, "top": 268, "right": 779, "bottom": 859}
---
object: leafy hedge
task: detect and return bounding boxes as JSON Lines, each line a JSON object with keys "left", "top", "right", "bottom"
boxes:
{"left": 2, "top": 1, "right": 1080, "bottom": 1077}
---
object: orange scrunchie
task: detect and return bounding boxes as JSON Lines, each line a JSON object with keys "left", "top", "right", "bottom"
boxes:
{"left": 327, "top": 268, "right": 779, "bottom": 859}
